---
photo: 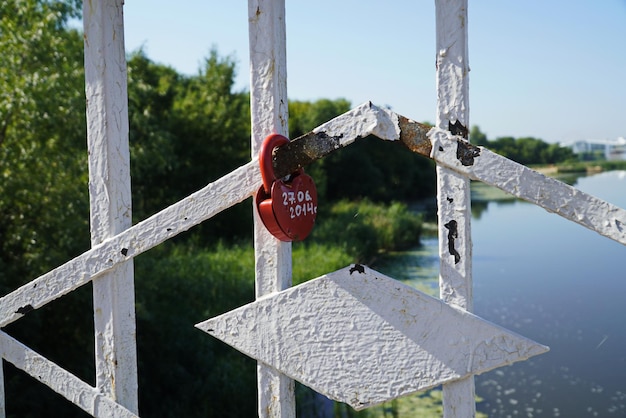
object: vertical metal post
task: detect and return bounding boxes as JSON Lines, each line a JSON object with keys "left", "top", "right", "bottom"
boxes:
{"left": 84, "top": 0, "right": 138, "bottom": 413}
{"left": 0, "top": 360, "right": 4, "bottom": 418}
{"left": 248, "top": 0, "right": 296, "bottom": 417}
{"left": 435, "top": 0, "right": 475, "bottom": 416}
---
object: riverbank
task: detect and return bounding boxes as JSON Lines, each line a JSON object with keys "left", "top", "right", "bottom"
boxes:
{"left": 534, "top": 160, "right": 626, "bottom": 175}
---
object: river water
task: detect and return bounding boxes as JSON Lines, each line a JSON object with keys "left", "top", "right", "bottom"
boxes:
{"left": 384, "top": 170, "right": 626, "bottom": 417}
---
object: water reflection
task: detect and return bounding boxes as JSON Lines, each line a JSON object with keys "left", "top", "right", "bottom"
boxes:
{"left": 380, "top": 171, "right": 626, "bottom": 417}
{"left": 376, "top": 236, "right": 440, "bottom": 297}
{"left": 475, "top": 171, "right": 626, "bottom": 417}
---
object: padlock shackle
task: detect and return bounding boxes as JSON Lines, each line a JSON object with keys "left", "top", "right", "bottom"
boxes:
{"left": 259, "top": 133, "right": 290, "bottom": 194}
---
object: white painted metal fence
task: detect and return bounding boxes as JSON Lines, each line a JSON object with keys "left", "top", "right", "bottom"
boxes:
{"left": 1, "top": 1, "right": 625, "bottom": 417}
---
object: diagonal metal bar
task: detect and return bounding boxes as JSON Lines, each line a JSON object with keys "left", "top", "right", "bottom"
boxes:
{"left": 275, "top": 103, "right": 626, "bottom": 247}
{"left": 273, "top": 101, "right": 431, "bottom": 178}
{"left": 0, "top": 331, "right": 137, "bottom": 417}
{"left": 0, "top": 101, "right": 416, "bottom": 328}
{"left": 3, "top": 102, "right": 624, "bottom": 329}
{"left": 0, "top": 161, "right": 261, "bottom": 328}
{"left": 428, "top": 128, "right": 626, "bottom": 246}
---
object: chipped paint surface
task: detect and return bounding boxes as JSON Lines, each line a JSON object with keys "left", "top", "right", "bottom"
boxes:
{"left": 3, "top": 82, "right": 625, "bottom": 415}
{"left": 0, "top": 161, "right": 262, "bottom": 329}
{"left": 272, "top": 103, "right": 426, "bottom": 178}
{"left": 434, "top": 1, "right": 475, "bottom": 415}
{"left": 0, "top": 360, "right": 4, "bottom": 416}
{"left": 248, "top": 0, "right": 295, "bottom": 416}
{"left": 429, "top": 128, "right": 626, "bottom": 246}
{"left": 0, "top": 332, "right": 138, "bottom": 418}
{"left": 435, "top": 2, "right": 470, "bottom": 129}
{"left": 313, "top": 101, "right": 401, "bottom": 145}
{"left": 434, "top": 0, "right": 472, "bottom": 310}
{"left": 4, "top": 108, "right": 623, "bottom": 331}
{"left": 83, "top": 0, "right": 138, "bottom": 411}
{"left": 196, "top": 266, "right": 548, "bottom": 410}
{"left": 2, "top": 0, "right": 605, "bottom": 414}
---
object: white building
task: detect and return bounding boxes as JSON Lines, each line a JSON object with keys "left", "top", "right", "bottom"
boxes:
{"left": 567, "top": 137, "right": 626, "bottom": 161}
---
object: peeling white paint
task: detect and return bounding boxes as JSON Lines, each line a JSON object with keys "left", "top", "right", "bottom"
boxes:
{"left": 248, "top": 0, "right": 295, "bottom": 416}
{"left": 0, "top": 360, "right": 4, "bottom": 416}
{"left": 83, "top": 0, "right": 138, "bottom": 411}
{"left": 435, "top": 3, "right": 470, "bottom": 129}
{"left": 0, "top": 161, "right": 262, "bottom": 329}
{"left": 196, "top": 266, "right": 548, "bottom": 410}
{"left": 434, "top": 0, "right": 472, "bottom": 307}
{"left": 1, "top": 99, "right": 414, "bottom": 331}
{"left": 313, "top": 101, "right": 401, "bottom": 145}
{"left": 434, "top": 1, "right": 475, "bottom": 416}
{"left": 429, "top": 128, "right": 626, "bottom": 246}
{"left": 0, "top": 332, "right": 137, "bottom": 418}
{"left": 4, "top": 106, "right": 623, "bottom": 332}
{"left": 3, "top": 68, "right": 624, "bottom": 417}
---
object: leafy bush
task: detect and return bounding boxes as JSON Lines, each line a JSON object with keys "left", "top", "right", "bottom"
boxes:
{"left": 292, "top": 243, "right": 354, "bottom": 284}
{"left": 470, "top": 125, "right": 576, "bottom": 165}
{"left": 0, "top": 5, "right": 431, "bottom": 414}
{"left": 310, "top": 200, "right": 423, "bottom": 263}
{"left": 131, "top": 239, "right": 356, "bottom": 417}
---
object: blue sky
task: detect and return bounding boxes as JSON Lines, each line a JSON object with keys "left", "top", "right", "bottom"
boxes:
{"left": 122, "top": 1, "right": 626, "bottom": 144}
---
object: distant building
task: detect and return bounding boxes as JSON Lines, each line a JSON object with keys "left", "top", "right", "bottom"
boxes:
{"left": 607, "top": 137, "right": 626, "bottom": 160}
{"left": 565, "top": 137, "right": 626, "bottom": 161}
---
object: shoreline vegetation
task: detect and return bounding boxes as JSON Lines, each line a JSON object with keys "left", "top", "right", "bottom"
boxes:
{"left": 2, "top": 3, "right": 621, "bottom": 414}
{"left": 534, "top": 159, "right": 626, "bottom": 175}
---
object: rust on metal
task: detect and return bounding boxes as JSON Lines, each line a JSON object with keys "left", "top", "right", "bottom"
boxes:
{"left": 273, "top": 112, "right": 432, "bottom": 178}
{"left": 398, "top": 116, "right": 432, "bottom": 157}
{"left": 456, "top": 139, "right": 481, "bottom": 166}
{"left": 273, "top": 131, "right": 343, "bottom": 178}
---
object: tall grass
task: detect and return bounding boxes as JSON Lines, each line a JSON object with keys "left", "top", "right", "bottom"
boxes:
{"left": 310, "top": 199, "right": 423, "bottom": 263}
{"left": 130, "top": 197, "right": 425, "bottom": 416}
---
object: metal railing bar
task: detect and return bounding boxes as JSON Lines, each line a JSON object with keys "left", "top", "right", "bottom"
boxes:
{"left": 3, "top": 102, "right": 624, "bottom": 330}
{"left": 0, "top": 331, "right": 138, "bottom": 417}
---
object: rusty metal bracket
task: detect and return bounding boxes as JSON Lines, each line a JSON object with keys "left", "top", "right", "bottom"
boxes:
{"left": 271, "top": 101, "right": 626, "bottom": 247}
{"left": 273, "top": 102, "right": 432, "bottom": 178}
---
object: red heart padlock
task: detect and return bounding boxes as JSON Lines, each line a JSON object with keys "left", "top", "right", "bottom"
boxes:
{"left": 256, "top": 134, "right": 318, "bottom": 242}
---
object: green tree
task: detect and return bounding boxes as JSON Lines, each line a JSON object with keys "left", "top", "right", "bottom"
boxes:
{"left": 171, "top": 50, "right": 250, "bottom": 188}
{"left": 289, "top": 99, "right": 436, "bottom": 203}
{"left": 127, "top": 49, "right": 252, "bottom": 241}
{"left": 320, "top": 136, "right": 436, "bottom": 202}
{"left": 545, "top": 142, "right": 575, "bottom": 164}
{"left": 0, "top": 0, "right": 87, "bottom": 281}
{"left": 0, "top": 3, "right": 432, "bottom": 415}
{"left": 515, "top": 137, "right": 547, "bottom": 165}
{"left": 126, "top": 51, "right": 181, "bottom": 220}
{"left": 0, "top": 1, "right": 94, "bottom": 416}
{"left": 469, "top": 125, "right": 488, "bottom": 146}
{"left": 288, "top": 98, "right": 351, "bottom": 138}
{"left": 169, "top": 50, "right": 252, "bottom": 241}
{"left": 470, "top": 126, "right": 575, "bottom": 165}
